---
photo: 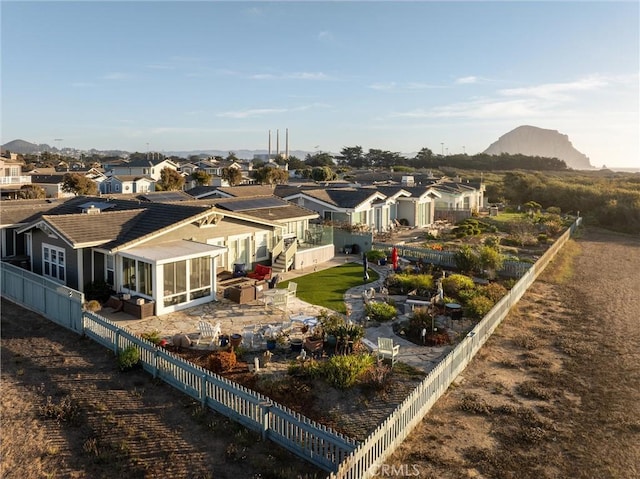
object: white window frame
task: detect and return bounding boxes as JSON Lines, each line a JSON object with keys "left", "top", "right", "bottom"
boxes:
{"left": 42, "top": 243, "right": 66, "bottom": 283}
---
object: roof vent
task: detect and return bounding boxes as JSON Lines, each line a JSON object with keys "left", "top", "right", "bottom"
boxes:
{"left": 83, "top": 204, "right": 101, "bottom": 215}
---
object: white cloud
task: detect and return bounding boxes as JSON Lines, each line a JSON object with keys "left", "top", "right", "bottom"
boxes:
{"left": 71, "top": 81, "right": 97, "bottom": 88}
{"left": 392, "top": 98, "right": 548, "bottom": 120}
{"left": 455, "top": 76, "right": 478, "bottom": 84}
{"left": 369, "top": 82, "right": 397, "bottom": 91}
{"left": 500, "top": 77, "right": 609, "bottom": 100}
{"left": 216, "top": 103, "right": 328, "bottom": 119}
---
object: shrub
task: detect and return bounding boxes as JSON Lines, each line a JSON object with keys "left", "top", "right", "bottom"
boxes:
{"left": 39, "top": 395, "right": 82, "bottom": 425}
{"left": 365, "top": 301, "right": 397, "bottom": 322}
{"left": 366, "top": 249, "right": 387, "bottom": 262}
{"left": 361, "top": 362, "right": 392, "bottom": 391}
{"left": 208, "top": 350, "right": 237, "bottom": 373}
{"left": 537, "top": 233, "right": 549, "bottom": 244}
{"left": 117, "top": 346, "right": 140, "bottom": 371}
{"left": 465, "top": 295, "right": 495, "bottom": 319}
{"left": 321, "top": 354, "right": 375, "bottom": 389}
{"left": 288, "top": 359, "right": 323, "bottom": 378}
{"left": 140, "top": 330, "right": 162, "bottom": 345}
{"left": 388, "top": 273, "right": 434, "bottom": 294}
{"left": 454, "top": 246, "right": 480, "bottom": 274}
{"left": 478, "top": 282, "right": 508, "bottom": 303}
{"left": 442, "top": 274, "right": 475, "bottom": 296}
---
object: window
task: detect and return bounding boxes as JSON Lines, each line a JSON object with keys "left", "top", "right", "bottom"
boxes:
{"left": 42, "top": 244, "right": 65, "bottom": 282}
{"left": 137, "top": 260, "right": 153, "bottom": 296}
{"left": 189, "top": 257, "right": 211, "bottom": 300}
{"left": 255, "top": 233, "right": 269, "bottom": 260}
{"left": 163, "top": 260, "right": 187, "bottom": 306}
{"left": 123, "top": 257, "right": 136, "bottom": 290}
{"left": 105, "top": 254, "right": 114, "bottom": 286}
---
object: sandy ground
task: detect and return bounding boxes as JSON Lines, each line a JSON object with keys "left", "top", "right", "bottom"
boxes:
{"left": 0, "top": 300, "right": 323, "bottom": 479}
{"left": 383, "top": 227, "right": 640, "bottom": 479}
{"left": 2, "top": 227, "right": 638, "bottom": 479}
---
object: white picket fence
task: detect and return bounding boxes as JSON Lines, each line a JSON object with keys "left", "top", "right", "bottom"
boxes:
{"left": 328, "top": 218, "right": 581, "bottom": 478}
{"left": 81, "top": 311, "right": 357, "bottom": 471}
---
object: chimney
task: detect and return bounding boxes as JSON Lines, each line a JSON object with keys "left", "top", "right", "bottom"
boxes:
{"left": 83, "top": 204, "right": 101, "bottom": 215}
{"left": 276, "top": 129, "right": 280, "bottom": 158}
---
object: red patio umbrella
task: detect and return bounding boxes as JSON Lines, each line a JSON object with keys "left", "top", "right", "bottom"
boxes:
{"left": 391, "top": 246, "right": 399, "bottom": 271}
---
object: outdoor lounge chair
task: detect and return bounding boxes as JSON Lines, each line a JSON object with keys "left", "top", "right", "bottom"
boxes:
{"left": 377, "top": 337, "right": 400, "bottom": 366}
{"left": 286, "top": 281, "right": 298, "bottom": 299}
{"left": 196, "top": 320, "right": 221, "bottom": 347}
{"left": 270, "top": 290, "right": 289, "bottom": 313}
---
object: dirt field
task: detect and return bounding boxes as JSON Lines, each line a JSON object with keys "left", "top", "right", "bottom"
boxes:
{"left": 0, "top": 301, "right": 323, "bottom": 479}
{"left": 383, "top": 227, "right": 640, "bottom": 479}
{"left": 2, "top": 227, "right": 638, "bottom": 479}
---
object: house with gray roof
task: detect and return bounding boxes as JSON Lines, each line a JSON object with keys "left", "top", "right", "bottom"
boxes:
{"left": 6, "top": 190, "right": 332, "bottom": 315}
{"left": 13, "top": 195, "right": 309, "bottom": 315}
{"left": 106, "top": 158, "right": 179, "bottom": 182}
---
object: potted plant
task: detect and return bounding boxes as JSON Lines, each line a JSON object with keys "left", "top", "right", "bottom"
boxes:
{"left": 230, "top": 333, "right": 243, "bottom": 349}
{"left": 320, "top": 312, "right": 344, "bottom": 348}
{"left": 290, "top": 337, "right": 303, "bottom": 353}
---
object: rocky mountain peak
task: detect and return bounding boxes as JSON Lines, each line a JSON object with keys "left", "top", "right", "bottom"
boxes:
{"left": 484, "top": 125, "right": 592, "bottom": 169}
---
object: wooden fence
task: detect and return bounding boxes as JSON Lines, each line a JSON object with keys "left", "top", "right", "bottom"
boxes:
{"left": 328, "top": 217, "right": 581, "bottom": 478}
{"left": 371, "top": 242, "right": 531, "bottom": 278}
{"left": 82, "top": 311, "right": 357, "bottom": 471}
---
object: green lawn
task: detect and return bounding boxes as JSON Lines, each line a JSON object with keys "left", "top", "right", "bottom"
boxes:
{"left": 278, "top": 262, "right": 379, "bottom": 313}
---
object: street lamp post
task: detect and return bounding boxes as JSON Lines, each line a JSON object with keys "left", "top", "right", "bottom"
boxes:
{"left": 441, "top": 143, "right": 444, "bottom": 156}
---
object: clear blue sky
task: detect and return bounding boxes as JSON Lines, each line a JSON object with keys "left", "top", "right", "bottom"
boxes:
{"left": 2, "top": 1, "right": 638, "bottom": 168}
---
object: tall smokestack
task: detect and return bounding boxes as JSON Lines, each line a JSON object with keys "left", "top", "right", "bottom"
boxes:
{"left": 285, "top": 128, "right": 289, "bottom": 160}
{"left": 268, "top": 130, "right": 271, "bottom": 160}
{"left": 276, "top": 129, "right": 280, "bottom": 158}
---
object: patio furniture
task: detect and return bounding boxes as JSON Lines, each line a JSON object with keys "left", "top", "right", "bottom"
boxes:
{"left": 377, "top": 337, "right": 400, "bottom": 366}
{"left": 286, "top": 281, "right": 298, "bottom": 299}
{"left": 248, "top": 264, "right": 272, "bottom": 281}
{"left": 269, "top": 290, "right": 289, "bottom": 312}
{"left": 122, "top": 296, "right": 155, "bottom": 319}
{"left": 228, "top": 283, "right": 255, "bottom": 304}
{"left": 196, "top": 320, "right": 221, "bottom": 347}
{"left": 233, "top": 263, "right": 247, "bottom": 278}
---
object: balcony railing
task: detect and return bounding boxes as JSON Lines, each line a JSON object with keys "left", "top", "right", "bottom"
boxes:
{"left": 0, "top": 176, "right": 32, "bottom": 185}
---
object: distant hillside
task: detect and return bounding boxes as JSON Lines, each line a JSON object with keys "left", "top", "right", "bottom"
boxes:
{"left": 1, "top": 139, "right": 53, "bottom": 154}
{"left": 484, "top": 125, "right": 592, "bottom": 169}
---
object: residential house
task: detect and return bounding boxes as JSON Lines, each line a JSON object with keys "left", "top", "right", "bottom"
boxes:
{"left": 281, "top": 188, "right": 391, "bottom": 232}
{"left": 101, "top": 175, "right": 155, "bottom": 194}
{"left": 106, "top": 158, "right": 179, "bottom": 182}
{"left": 0, "top": 157, "right": 32, "bottom": 199}
{"left": 29, "top": 173, "right": 75, "bottom": 199}
{"left": 14, "top": 196, "right": 307, "bottom": 315}
{"left": 375, "top": 185, "right": 442, "bottom": 228}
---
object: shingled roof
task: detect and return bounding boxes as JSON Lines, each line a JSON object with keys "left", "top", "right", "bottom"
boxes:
{"left": 286, "top": 188, "right": 385, "bottom": 209}
{"left": 17, "top": 196, "right": 213, "bottom": 251}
